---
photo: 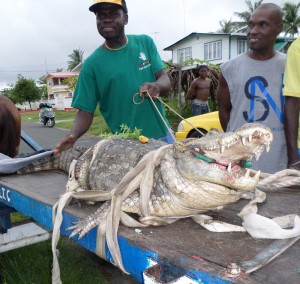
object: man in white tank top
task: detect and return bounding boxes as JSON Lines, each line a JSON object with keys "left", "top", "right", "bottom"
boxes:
{"left": 217, "top": 3, "right": 287, "bottom": 174}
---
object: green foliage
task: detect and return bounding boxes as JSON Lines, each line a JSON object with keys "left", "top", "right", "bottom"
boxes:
{"left": 217, "top": 18, "right": 239, "bottom": 33}
{"left": 283, "top": 2, "right": 300, "bottom": 37}
{"left": 11, "top": 76, "right": 41, "bottom": 108}
{"left": 63, "top": 76, "right": 78, "bottom": 92}
{"left": 0, "top": 86, "right": 15, "bottom": 103}
{"left": 67, "top": 48, "right": 84, "bottom": 71}
{"left": 100, "top": 124, "right": 142, "bottom": 139}
{"left": 37, "top": 75, "right": 47, "bottom": 86}
{"left": 39, "top": 85, "right": 48, "bottom": 100}
{"left": 233, "top": 0, "right": 264, "bottom": 32}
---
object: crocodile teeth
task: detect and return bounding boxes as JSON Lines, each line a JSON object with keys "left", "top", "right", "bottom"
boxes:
{"left": 248, "top": 134, "right": 252, "bottom": 142}
{"left": 254, "top": 170, "right": 261, "bottom": 181}
{"left": 266, "top": 142, "right": 271, "bottom": 152}
{"left": 245, "top": 169, "right": 250, "bottom": 178}
{"left": 220, "top": 144, "right": 225, "bottom": 153}
{"left": 255, "top": 151, "right": 262, "bottom": 161}
{"left": 241, "top": 136, "right": 246, "bottom": 145}
{"left": 227, "top": 163, "right": 232, "bottom": 172}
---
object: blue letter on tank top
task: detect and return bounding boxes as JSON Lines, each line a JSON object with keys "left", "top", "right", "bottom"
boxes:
{"left": 243, "top": 76, "right": 284, "bottom": 124}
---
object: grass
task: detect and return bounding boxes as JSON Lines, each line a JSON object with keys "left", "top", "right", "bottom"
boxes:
{"left": 20, "top": 108, "right": 111, "bottom": 136}
{"left": 0, "top": 238, "right": 109, "bottom": 284}
{"left": 19, "top": 99, "right": 190, "bottom": 136}
{"left": 0, "top": 214, "right": 110, "bottom": 284}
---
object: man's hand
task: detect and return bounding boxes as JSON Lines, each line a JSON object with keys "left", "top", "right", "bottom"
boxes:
{"left": 54, "top": 134, "right": 76, "bottom": 156}
{"left": 139, "top": 82, "right": 160, "bottom": 99}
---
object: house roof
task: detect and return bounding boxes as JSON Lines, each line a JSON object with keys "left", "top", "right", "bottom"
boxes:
{"left": 164, "top": 32, "right": 296, "bottom": 51}
{"left": 72, "top": 62, "right": 83, "bottom": 72}
{"left": 275, "top": 41, "right": 288, "bottom": 50}
{"left": 44, "top": 71, "right": 79, "bottom": 80}
{"left": 164, "top": 32, "right": 232, "bottom": 51}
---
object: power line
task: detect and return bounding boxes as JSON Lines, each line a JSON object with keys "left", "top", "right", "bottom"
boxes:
{"left": 0, "top": 70, "right": 57, "bottom": 73}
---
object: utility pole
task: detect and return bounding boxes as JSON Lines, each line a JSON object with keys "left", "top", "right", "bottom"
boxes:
{"left": 183, "top": 0, "right": 186, "bottom": 35}
{"left": 151, "top": 32, "right": 159, "bottom": 44}
{"left": 178, "top": 54, "right": 183, "bottom": 115}
{"left": 45, "top": 58, "right": 48, "bottom": 74}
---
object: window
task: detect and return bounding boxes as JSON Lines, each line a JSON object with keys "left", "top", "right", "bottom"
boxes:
{"left": 237, "top": 39, "right": 247, "bottom": 54}
{"left": 53, "top": 78, "right": 60, "bottom": 85}
{"left": 177, "top": 47, "right": 192, "bottom": 62}
{"left": 204, "top": 40, "right": 222, "bottom": 60}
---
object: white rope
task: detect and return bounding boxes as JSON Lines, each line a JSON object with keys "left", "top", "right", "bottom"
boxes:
{"left": 156, "top": 97, "right": 205, "bottom": 136}
{"left": 257, "top": 169, "right": 300, "bottom": 189}
{"left": 51, "top": 139, "right": 300, "bottom": 281}
{"left": 52, "top": 191, "right": 74, "bottom": 284}
{"left": 146, "top": 94, "right": 176, "bottom": 140}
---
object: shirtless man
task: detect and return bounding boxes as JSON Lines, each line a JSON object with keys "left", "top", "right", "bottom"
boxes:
{"left": 187, "top": 65, "right": 213, "bottom": 116}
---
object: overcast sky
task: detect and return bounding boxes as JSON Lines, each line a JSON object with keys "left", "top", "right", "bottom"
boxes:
{"left": 0, "top": 0, "right": 289, "bottom": 90}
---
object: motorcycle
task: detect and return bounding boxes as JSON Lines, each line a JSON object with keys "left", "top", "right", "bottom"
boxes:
{"left": 39, "top": 103, "right": 55, "bottom": 128}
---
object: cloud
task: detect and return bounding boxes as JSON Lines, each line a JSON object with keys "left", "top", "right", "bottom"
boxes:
{"left": 0, "top": 0, "right": 285, "bottom": 89}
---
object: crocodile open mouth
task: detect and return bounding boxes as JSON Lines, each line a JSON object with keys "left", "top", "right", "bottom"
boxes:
{"left": 174, "top": 123, "right": 273, "bottom": 191}
{"left": 189, "top": 123, "right": 273, "bottom": 169}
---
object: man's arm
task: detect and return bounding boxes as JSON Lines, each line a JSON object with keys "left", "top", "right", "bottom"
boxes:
{"left": 186, "top": 80, "right": 196, "bottom": 100}
{"left": 54, "top": 110, "right": 93, "bottom": 155}
{"left": 139, "top": 69, "right": 171, "bottom": 98}
{"left": 284, "top": 96, "right": 300, "bottom": 168}
{"left": 217, "top": 73, "right": 231, "bottom": 131}
{"left": 209, "top": 78, "right": 215, "bottom": 101}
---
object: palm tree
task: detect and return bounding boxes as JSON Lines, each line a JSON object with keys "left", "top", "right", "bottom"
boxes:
{"left": 282, "top": 2, "right": 300, "bottom": 37}
{"left": 67, "top": 49, "right": 84, "bottom": 71}
{"left": 233, "top": 0, "right": 264, "bottom": 32}
{"left": 217, "top": 18, "right": 238, "bottom": 33}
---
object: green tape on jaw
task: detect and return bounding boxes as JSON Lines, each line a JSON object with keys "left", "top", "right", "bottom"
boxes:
{"left": 194, "top": 155, "right": 214, "bottom": 163}
{"left": 240, "top": 160, "right": 252, "bottom": 168}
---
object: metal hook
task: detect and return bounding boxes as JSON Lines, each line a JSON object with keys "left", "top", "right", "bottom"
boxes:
{"left": 132, "top": 93, "right": 144, "bottom": 105}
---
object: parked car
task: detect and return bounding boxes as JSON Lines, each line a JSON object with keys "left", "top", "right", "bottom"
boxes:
{"left": 175, "top": 111, "right": 223, "bottom": 140}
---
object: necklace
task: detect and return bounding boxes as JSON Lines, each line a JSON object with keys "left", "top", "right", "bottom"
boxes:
{"left": 104, "top": 36, "right": 128, "bottom": 51}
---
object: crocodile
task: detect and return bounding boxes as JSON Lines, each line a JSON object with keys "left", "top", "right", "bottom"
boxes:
{"left": 18, "top": 123, "right": 273, "bottom": 273}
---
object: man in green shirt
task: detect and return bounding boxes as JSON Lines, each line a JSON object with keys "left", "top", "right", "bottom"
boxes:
{"left": 55, "top": 0, "right": 173, "bottom": 155}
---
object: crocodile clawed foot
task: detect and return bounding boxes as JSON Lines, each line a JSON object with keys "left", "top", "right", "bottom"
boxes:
{"left": 67, "top": 220, "right": 93, "bottom": 238}
{"left": 67, "top": 205, "right": 110, "bottom": 239}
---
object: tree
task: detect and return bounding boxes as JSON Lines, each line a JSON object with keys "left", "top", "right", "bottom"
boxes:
{"left": 12, "top": 76, "right": 41, "bottom": 110}
{"left": 67, "top": 49, "right": 84, "bottom": 71}
{"left": 217, "top": 18, "right": 238, "bottom": 33}
{"left": 0, "top": 85, "right": 15, "bottom": 103}
{"left": 282, "top": 2, "right": 300, "bottom": 37}
{"left": 63, "top": 76, "right": 78, "bottom": 92}
{"left": 233, "top": 0, "right": 264, "bottom": 32}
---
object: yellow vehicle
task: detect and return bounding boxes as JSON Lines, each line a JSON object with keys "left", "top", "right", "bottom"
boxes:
{"left": 175, "top": 111, "right": 223, "bottom": 140}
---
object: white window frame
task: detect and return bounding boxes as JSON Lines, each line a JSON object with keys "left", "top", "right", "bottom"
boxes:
{"left": 177, "top": 47, "right": 192, "bottom": 62}
{"left": 237, "top": 39, "right": 247, "bottom": 54}
{"left": 204, "top": 40, "right": 222, "bottom": 61}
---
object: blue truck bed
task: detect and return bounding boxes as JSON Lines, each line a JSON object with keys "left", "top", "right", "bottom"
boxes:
{"left": 0, "top": 167, "right": 299, "bottom": 283}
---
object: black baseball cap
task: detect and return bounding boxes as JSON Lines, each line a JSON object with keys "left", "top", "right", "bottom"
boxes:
{"left": 89, "top": 0, "right": 128, "bottom": 13}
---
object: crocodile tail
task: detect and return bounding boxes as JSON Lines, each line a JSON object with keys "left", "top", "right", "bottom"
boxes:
{"left": 17, "top": 147, "right": 87, "bottom": 174}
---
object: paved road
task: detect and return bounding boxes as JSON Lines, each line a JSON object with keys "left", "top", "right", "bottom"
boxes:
{"left": 18, "top": 121, "right": 139, "bottom": 284}
{"left": 20, "top": 121, "right": 101, "bottom": 154}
